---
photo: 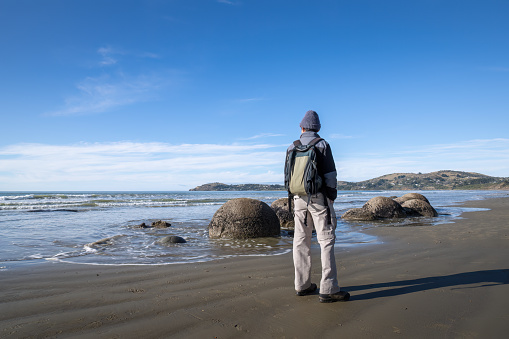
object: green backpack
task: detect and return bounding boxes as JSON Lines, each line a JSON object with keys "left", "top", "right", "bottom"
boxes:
{"left": 284, "top": 137, "right": 323, "bottom": 197}
{"left": 285, "top": 137, "right": 331, "bottom": 225}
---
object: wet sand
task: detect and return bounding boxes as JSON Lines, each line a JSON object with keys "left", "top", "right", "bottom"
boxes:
{"left": 1, "top": 197, "right": 508, "bottom": 338}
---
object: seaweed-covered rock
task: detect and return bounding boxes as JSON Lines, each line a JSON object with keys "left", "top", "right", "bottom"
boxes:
{"left": 271, "top": 198, "right": 295, "bottom": 229}
{"left": 152, "top": 220, "right": 171, "bottom": 228}
{"left": 401, "top": 199, "right": 438, "bottom": 217}
{"left": 208, "top": 198, "right": 280, "bottom": 239}
{"left": 341, "top": 208, "right": 376, "bottom": 221}
{"left": 363, "top": 196, "right": 406, "bottom": 219}
{"left": 135, "top": 220, "right": 171, "bottom": 228}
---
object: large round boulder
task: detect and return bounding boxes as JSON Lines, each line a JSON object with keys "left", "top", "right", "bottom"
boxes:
{"left": 209, "top": 198, "right": 280, "bottom": 239}
{"left": 271, "top": 198, "right": 294, "bottom": 229}
{"left": 341, "top": 208, "right": 376, "bottom": 221}
{"left": 401, "top": 199, "right": 438, "bottom": 217}
{"left": 363, "top": 196, "right": 406, "bottom": 219}
{"left": 394, "top": 193, "right": 430, "bottom": 205}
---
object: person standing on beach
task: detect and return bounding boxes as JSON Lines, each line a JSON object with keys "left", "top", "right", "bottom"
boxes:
{"left": 287, "top": 110, "right": 350, "bottom": 303}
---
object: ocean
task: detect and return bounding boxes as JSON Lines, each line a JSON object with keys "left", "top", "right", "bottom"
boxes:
{"left": 0, "top": 190, "right": 506, "bottom": 269}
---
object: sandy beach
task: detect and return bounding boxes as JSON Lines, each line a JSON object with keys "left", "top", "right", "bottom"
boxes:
{"left": 1, "top": 196, "right": 508, "bottom": 338}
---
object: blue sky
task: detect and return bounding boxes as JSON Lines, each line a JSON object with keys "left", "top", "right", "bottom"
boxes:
{"left": 1, "top": 0, "right": 508, "bottom": 191}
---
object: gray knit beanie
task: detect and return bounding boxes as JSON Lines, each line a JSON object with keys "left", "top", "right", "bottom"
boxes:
{"left": 300, "top": 110, "right": 321, "bottom": 131}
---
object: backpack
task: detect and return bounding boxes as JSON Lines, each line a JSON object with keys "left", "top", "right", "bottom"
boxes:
{"left": 284, "top": 137, "right": 331, "bottom": 225}
{"left": 284, "top": 137, "right": 324, "bottom": 197}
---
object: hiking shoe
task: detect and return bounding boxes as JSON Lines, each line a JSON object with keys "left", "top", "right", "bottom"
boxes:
{"left": 319, "top": 291, "right": 350, "bottom": 303}
{"left": 296, "top": 283, "right": 317, "bottom": 296}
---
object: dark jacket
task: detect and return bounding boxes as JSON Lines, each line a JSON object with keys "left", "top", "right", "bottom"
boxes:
{"left": 287, "top": 131, "right": 338, "bottom": 201}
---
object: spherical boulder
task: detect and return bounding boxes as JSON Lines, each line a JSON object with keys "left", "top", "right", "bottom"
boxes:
{"left": 271, "top": 198, "right": 294, "bottom": 229}
{"left": 209, "top": 198, "right": 280, "bottom": 239}
{"left": 363, "top": 196, "right": 406, "bottom": 219}
{"left": 341, "top": 208, "right": 376, "bottom": 221}
{"left": 156, "top": 235, "right": 187, "bottom": 244}
{"left": 394, "top": 193, "right": 430, "bottom": 205}
{"left": 401, "top": 199, "right": 438, "bottom": 217}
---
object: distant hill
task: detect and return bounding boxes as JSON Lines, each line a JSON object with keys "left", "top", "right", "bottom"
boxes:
{"left": 190, "top": 171, "right": 509, "bottom": 191}
{"left": 337, "top": 170, "right": 509, "bottom": 191}
{"left": 190, "top": 182, "right": 285, "bottom": 191}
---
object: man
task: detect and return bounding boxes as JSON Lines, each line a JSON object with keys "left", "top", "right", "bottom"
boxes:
{"left": 287, "top": 110, "right": 350, "bottom": 303}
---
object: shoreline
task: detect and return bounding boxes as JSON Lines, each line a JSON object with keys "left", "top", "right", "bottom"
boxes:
{"left": 1, "top": 197, "right": 508, "bottom": 338}
{"left": 2, "top": 190, "right": 506, "bottom": 268}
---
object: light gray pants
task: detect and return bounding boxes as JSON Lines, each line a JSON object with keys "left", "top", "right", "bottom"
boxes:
{"left": 293, "top": 193, "right": 340, "bottom": 295}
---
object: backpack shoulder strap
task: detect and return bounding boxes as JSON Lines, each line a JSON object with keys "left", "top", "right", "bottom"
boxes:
{"left": 293, "top": 138, "right": 322, "bottom": 147}
{"left": 308, "top": 137, "right": 323, "bottom": 146}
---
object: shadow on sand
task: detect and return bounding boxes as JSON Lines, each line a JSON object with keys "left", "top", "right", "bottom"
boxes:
{"left": 344, "top": 269, "right": 509, "bottom": 301}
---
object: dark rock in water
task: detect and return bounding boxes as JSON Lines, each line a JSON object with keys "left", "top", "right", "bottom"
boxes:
{"left": 151, "top": 220, "right": 171, "bottom": 228}
{"left": 401, "top": 199, "right": 438, "bottom": 217}
{"left": 135, "top": 220, "right": 171, "bottom": 228}
{"left": 156, "top": 235, "right": 187, "bottom": 244}
{"left": 209, "top": 198, "right": 280, "bottom": 239}
{"left": 281, "top": 229, "right": 295, "bottom": 237}
{"left": 270, "top": 198, "right": 295, "bottom": 229}
{"left": 28, "top": 209, "right": 79, "bottom": 213}
{"left": 87, "top": 235, "right": 122, "bottom": 247}
{"left": 394, "top": 193, "right": 430, "bottom": 205}
{"left": 87, "top": 238, "right": 113, "bottom": 246}
{"left": 341, "top": 208, "right": 376, "bottom": 221}
{"left": 364, "top": 196, "right": 407, "bottom": 219}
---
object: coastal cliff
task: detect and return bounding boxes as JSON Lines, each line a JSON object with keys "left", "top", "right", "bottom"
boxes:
{"left": 190, "top": 170, "right": 509, "bottom": 191}
{"left": 337, "top": 170, "right": 509, "bottom": 190}
{"left": 190, "top": 183, "right": 285, "bottom": 191}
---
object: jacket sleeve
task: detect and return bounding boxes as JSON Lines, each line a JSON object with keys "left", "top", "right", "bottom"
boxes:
{"left": 320, "top": 142, "right": 338, "bottom": 201}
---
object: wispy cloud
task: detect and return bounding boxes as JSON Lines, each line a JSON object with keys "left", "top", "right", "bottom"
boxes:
{"left": 139, "top": 52, "right": 161, "bottom": 59}
{"left": 217, "top": 0, "right": 236, "bottom": 5}
{"left": 236, "top": 97, "right": 265, "bottom": 103}
{"left": 0, "top": 142, "right": 286, "bottom": 190}
{"left": 338, "top": 138, "right": 509, "bottom": 181}
{"left": 97, "top": 46, "right": 120, "bottom": 66}
{"left": 239, "top": 133, "right": 285, "bottom": 140}
{"left": 48, "top": 73, "right": 164, "bottom": 116}
{"left": 97, "top": 46, "right": 160, "bottom": 66}
{"left": 47, "top": 46, "right": 167, "bottom": 116}
{"left": 2, "top": 138, "right": 507, "bottom": 190}
{"left": 330, "top": 133, "right": 354, "bottom": 140}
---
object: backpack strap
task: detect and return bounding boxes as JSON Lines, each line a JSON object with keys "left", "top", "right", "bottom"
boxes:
{"left": 288, "top": 191, "right": 294, "bottom": 219}
{"left": 309, "top": 137, "right": 331, "bottom": 223}
{"left": 306, "top": 137, "right": 330, "bottom": 224}
{"left": 287, "top": 141, "right": 301, "bottom": 216}
{"left": 308, "top": 137, "right": 323, "bottom": 146}
{"left": 294, "top": 137, "right": 322, "bottom": 147}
